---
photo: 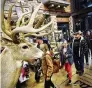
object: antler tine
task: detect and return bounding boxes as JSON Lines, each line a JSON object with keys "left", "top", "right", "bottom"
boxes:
{"left": 7, "top": 4, "right": 15, "bottom": 32}
{"left": 20, "top": 1, "right": 24, "bottom": 13}
{"left": 1, "top": 0, "right": 6, "bottom": 33}
{"left": 16, "top": 11, "right": 31, "bottom": 27}
{"left": 1, "top": 0, "right": 12, "bottom": 38}
{"left": 7, "top": 4, "right": 15, "bottom": 26}
{"left": 28, "top": 3, "right": 43, "bottom": 27}
{"left": 36, "top": 20, "right": 53, "bottom": 32}
{"left": 18, "top": 1, "right": 30, "bottom": 26}
{"left": 21, "top": 17, "right": 29, "bottom": 26}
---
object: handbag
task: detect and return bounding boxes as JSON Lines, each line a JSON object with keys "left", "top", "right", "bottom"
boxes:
{"left": 53, "top": 59, "right": 60, "bottom": 73}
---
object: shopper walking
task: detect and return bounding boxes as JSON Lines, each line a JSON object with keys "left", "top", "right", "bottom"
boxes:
{"left": 59, "top": 37, "right": 67, "bottom": 67}
{"left": 37, "top": 37, "right": 56, "bottom": 88}
{"left": 84, "top": 31, "right": 91, "bottom": 65}
{"left": 72, "top": 31, "right": 88, "bottom": 76}
{"left": 42, "top": 50, "right": 56, "bottom": 88}
{"left": 60, "top": 40, "right": 73, "bottom": 84}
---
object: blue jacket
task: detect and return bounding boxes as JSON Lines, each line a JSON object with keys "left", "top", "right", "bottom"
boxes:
{"left": 60, "top": 46, "right": 73, "bottom": 65}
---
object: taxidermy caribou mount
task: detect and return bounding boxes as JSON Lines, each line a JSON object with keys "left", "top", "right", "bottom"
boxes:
{"left": 1, "top": 0, "right": 54, "bottom": 88}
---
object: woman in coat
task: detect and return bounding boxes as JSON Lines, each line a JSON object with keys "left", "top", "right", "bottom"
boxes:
{"left": 60, "top": 40, "right": 73, "bottom": 85}
{"left": 38, "top": 38, "right": 56, "bottom": 88}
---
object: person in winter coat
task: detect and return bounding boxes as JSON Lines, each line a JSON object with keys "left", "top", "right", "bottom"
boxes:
{"left": 72, "top": 31, "right": 88, "bottom": 76}
{"left": 60, "top": 40, "right": 73, "bottom": 85}
{"left": 34, "top": 58, "right": 42, "bottom": 83}
{"left": 37, "top": 37, "right": 56, "bottom": 88}
{"left": 84, "top": 31, "right": 91, "bottom": 65}
{"left": 59, "top": 38, "right": 67, "bottom": 67}
{"left": 42, "top": 51, "right": 56, "bottom": 88}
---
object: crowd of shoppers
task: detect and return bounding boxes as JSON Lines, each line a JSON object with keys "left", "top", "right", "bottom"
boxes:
{"left": 59, "top": 30, "right": 91, "bottom": 84}
{"left": 16, "top": 30, "right": 91, "bottom": 88}
{"left": 34, "top": 30, "right": 91, "bottom": 86}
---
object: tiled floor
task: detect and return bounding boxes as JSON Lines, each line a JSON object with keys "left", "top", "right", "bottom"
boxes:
{"left": 25, "top": 64, "right": 92, "bottom": 88}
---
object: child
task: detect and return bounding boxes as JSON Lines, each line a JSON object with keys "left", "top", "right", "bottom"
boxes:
{"left": 60, "top": 41, "right": 73, "bottom": 85}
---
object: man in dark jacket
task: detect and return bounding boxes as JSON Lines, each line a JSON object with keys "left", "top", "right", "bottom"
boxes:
{"left": 72, "top": 31, "right": 88, "bottom": 76}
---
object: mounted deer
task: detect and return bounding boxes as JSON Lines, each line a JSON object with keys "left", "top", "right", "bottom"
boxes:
{"left": 1, "top": 0, "right": 54, "bottom": 88}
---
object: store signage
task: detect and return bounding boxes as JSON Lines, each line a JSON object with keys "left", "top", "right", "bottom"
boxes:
{"left": 57, "top": 18, "right": 69, "bottom": 22}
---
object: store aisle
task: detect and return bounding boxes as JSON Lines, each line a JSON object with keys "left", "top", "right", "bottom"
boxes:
{"left": 24, "top": 64, "right": 92, "bottom": 88}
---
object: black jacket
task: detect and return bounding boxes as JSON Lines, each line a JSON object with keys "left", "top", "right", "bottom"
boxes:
{"left": 72, "top": 36, "right": 89, "bottom": 57}
{"left": 84, "top": 36, "right": 91, "bottom": 49}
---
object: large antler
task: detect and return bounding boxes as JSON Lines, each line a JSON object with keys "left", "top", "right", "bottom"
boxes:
{"left": 12, "top": 2, "right": 52, "bottom": 33}
{"left": 11, "top": 3, "right": 53, "bottom": 42}
{"left": 2, "top": 0, "right": 54, "bottom": 44}
{"left": 24, "top": 19, "right": 54, "bottom": 37}
{"left": 12, "top": 20, "right": 52, "bottom": 33}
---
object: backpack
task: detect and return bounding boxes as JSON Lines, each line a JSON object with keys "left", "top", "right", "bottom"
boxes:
{"left": 53, "top": 59, "right": 60, "bottom": 73}
{"left": 46, "top": 52, "right": 60, "bottom": 74}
